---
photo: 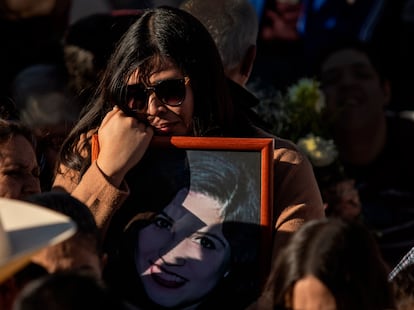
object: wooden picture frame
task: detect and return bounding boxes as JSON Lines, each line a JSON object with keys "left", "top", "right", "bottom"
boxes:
{"left": 149, "top": 136, "right": 274, "bottom": 284}
{"left": 94, "top": 135, "right": 274, "bottom": 304}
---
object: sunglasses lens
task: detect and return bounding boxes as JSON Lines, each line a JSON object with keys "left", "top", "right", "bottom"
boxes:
{"left": 156, "top": 79, "right": 186, "bottom": 106}
{"left": 126, "top": 84, "right": 148, "bottom": 111}
{"left": 125, "top": 79, "right": 186, "bottom": 112}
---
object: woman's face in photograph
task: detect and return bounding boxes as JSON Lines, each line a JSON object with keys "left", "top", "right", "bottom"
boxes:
{"left": 136, "top": 188, "right": 231, "bottom": 308}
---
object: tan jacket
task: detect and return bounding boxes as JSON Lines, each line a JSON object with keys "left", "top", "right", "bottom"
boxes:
{"left": 52, "top": 133, "right": 324, "bottom": 262}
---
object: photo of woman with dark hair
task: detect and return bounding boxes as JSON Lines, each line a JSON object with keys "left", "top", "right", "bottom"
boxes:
{"left": 107, "top": 150, "right": 263, "bottom": 309}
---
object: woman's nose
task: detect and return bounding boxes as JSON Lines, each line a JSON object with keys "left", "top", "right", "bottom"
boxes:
{"left": 158, "top": 239, "right": 190, "bottom": 266}
{"left": 146, "top": 93, "right": 167, "bottom": 115}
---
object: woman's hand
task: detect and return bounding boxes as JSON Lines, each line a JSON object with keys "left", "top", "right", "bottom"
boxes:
{"left": 96, "top": 106, "right": 154, "bottom": 187}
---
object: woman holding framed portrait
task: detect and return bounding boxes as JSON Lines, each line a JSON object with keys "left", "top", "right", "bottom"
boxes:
{"left": 52, "top": 5, "right": 324, "bottom": 309}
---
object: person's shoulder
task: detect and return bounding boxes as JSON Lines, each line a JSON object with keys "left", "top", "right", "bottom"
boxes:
{"left": 253, "top": 127, "right": 307, "bottom": 164}
{"left": 228, "top": 78, "right": 259, "bottom": 108}
{"left": 275, "top": 136, "right": 308, "bottom": 164}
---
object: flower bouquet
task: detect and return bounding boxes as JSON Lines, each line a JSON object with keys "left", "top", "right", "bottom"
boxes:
{"left": 253, "top": 78, "right": 361, "bottom": 219}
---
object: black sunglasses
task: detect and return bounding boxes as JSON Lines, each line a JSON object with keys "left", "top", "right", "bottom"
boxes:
{"left": 125, "top": 77, "right": 189, "bottom": 113}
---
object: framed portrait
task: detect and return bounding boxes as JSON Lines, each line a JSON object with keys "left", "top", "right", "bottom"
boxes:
{"left": 99, "top": 136, "right": 274, "bottom": 308}
{"left": 150, "top": 136, "right": 274, "bottom": 279}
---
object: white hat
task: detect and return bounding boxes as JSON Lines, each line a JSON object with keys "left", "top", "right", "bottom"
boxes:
{"left": 0, "top": 197, "right": 76, "bottom": 284}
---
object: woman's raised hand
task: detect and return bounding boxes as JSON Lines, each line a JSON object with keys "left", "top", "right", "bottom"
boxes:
{"left": 96, "top": 106, "right": 154, "bottom": 187}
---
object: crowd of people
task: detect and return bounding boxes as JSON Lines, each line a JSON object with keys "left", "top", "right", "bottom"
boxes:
{"left": 1, "top": 0, "right": 414, "bottom": 309}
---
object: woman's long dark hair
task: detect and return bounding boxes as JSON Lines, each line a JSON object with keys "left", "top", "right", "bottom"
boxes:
{"left": 58, "top": 6, "right": 242, "bottom": 177}
{"left": 260, "top": 218, "right": 395, "bottom": 310}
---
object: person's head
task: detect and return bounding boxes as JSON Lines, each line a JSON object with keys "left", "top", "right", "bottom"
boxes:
{"left": 25, "top": 192, "right": 104, "bottom": 280}
{"left": 11, "top": 63, "right": 79, "bottom": 191}
{"left": 0, "top": 119, "right": 40, "bottom": 199}
{"left": 0, "top": 0, "right": 71, "bottom": 20}
{"left": 12, "top": 270, "right": 126, "bottom": 310}
{"left": 122, "top": 150, "right": 261, "bottom": 309}
{"left": 258, "top": 0, "right": 302, "bottom": 42}
{"left": 61, "top": 6, "right": 250, "bottom": 173}
{"left": 180, "top": 0, "right": 258, "bottom": 86}
{"left": 0, "top": 0, "right": 72, "bottom": 31}
{"left": 316, "top": 39, "right": 391, "bottom": 165}
{"left": 322, "top": 178, "right": 362, "bottom": 221}
{"left": 258, "top": 218, "right": 395, "bottom": 310}
{"left": 104, "top": 5, "right": 233, "bottom": 137}
{"left": 0, "top": 0, "right": 72, "bottom": 52}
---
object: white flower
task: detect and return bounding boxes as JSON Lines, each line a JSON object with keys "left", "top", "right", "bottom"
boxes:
{"left": 287, "top": 78, "right": 325, "bottom": 113}
{"left": 297, "top": 134, "right": 338, "bottom": 167}
{"left": 287, "top": 78, "right": 314, "bottom": 102}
